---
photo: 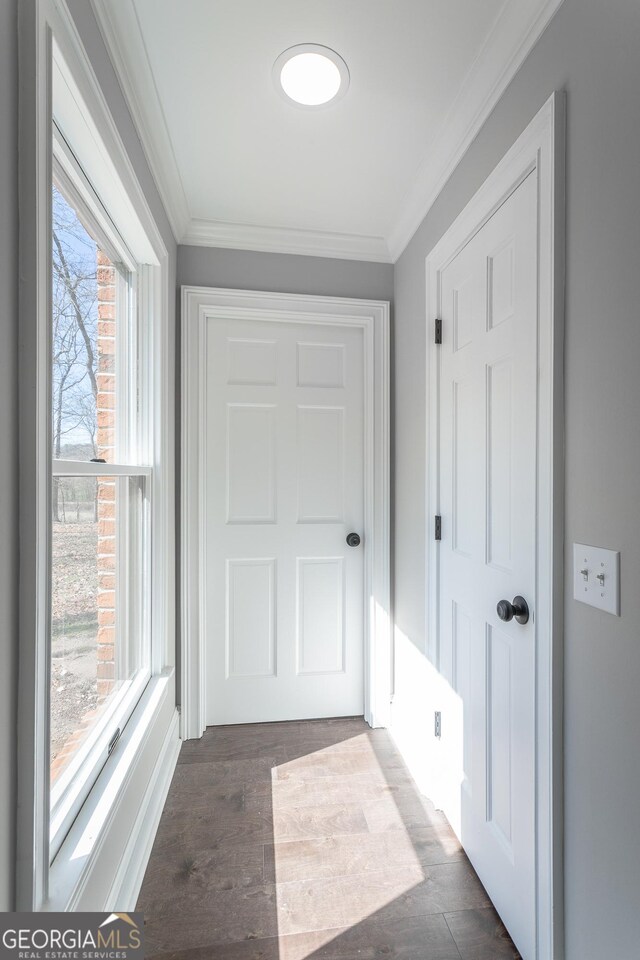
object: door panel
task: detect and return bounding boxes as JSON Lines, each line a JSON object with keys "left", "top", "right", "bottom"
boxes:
{"left": 452, "top": 375, "right": 478, "bottom": 558}
{"left": 486, "top": 358, "right": 513, "bottom": 570}
{"left": 226, "top": 558, "right": 276, "bottom": 678}
{"left": 439, "top": 171, "right": 537, "bottom": 958}
{"left": 226, "top": 404, "right": 276, "bottom": 523}
{"left": 226, "top": 337, "right": 278, "bottom": 385}
{"left": 297, "top": 557, "right": 345, "bottom": 675}
{"left": 297, "top": 342, "right": 345, "bottom": 388}
{"left": 486, "top": 624, "right": 514, "bottom": 851}
{"left": 205, "top": 317, "right": 364, "bottom": 724}
{"left": 297, "top": 406, "right": 344, "bottom": 522}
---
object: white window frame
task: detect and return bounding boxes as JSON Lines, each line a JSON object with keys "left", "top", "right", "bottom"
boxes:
{"left": 49, "top": 168, "right": 153, "bottom": 856}
{"left": 17, "top": 0, "right": 174, "bottom": 911}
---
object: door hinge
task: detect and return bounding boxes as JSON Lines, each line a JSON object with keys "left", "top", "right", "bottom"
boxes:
{"left": 435, "top": 317, "right": 442, "bottom": 344}
{"left": 435, "top": 515, "right": 442, "bottom": 541}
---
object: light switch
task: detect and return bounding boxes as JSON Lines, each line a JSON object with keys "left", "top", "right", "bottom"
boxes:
{"left": 573, "top": 542, "right": 620, "bottom": 616}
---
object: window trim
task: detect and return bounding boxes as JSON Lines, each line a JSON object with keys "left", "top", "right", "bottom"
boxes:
{"left": 53, "top": 460, "right": 153, "bottom": 478}
{"left": 18, "top": 0, "right": 174, "bottom": 911}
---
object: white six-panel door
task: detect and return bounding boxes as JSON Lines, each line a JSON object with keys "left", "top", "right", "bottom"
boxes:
{"left": 204, "top": 316, "right": 365, "bottom": 724}
{"left": 438, "top": 171, "right": 538, "bottom": 958}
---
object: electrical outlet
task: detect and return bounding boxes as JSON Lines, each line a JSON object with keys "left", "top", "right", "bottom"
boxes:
{"left": 434, "top": 711, "right": 442, "bottom": 739}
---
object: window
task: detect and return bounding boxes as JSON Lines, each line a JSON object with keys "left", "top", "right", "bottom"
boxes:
{"left": 18, "top": 8, "right": 172, "bottom": 910}
{"left": 49, "top": 150, "right": 153, "bottom": 856}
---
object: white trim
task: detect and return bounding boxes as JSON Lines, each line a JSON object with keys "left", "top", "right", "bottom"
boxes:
{"left": 51, "top": 52, "right": 157, "bottom": 265}
{"left": 52, "top": 138, "right": 137, "bottom": 273}
{"left": 105, "top": 708, "right": 180, "bottom": 911}
{"left": 388, "top": 0, "right": 565, "bottom": 259}
{"left": 18, "top": 0, "right": 174, "bottom": 911}
{"left": 52, "top": 460, "right": 153, "bottom": 477}
{"left": 181, "top": 286, "right": 391, "bottom": 738}
{"left": 89, "top": 0, "right": 190, "bottom": 242}
{"left": 182, "top": 219, "right": 391, "bottom": 263}
{"left": 425, "top": 92, "right": 565, "bottom": 958}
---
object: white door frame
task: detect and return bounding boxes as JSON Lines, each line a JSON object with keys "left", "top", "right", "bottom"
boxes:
{"left": 181, "top": 286, "right": 391, "bottom": 740}
{"left": 426, "top": 92, "right": 565, "bottom": 958}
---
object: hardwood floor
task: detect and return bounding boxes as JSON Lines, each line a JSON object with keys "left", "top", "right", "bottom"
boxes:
{"left": 138, "top": 718, "right": 520, "bottom": 959}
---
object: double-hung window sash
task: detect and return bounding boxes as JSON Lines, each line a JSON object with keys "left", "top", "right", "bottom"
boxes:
{"left": 49, "top": 159, "right": 153, "bottom": 859}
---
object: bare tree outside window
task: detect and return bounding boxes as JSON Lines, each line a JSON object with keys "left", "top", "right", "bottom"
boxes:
{"left": 52, "top": 184, "right": 100, "bottom": 462}
{"left": 50, "top": 185, "right": 119, "bottom": 780}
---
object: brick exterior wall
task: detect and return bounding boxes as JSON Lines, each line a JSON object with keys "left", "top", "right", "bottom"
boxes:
{"left": 96, "top": 250, "right": 117, "bottom": 701}
{"left": 50, "top": 252, "right": 118, "bottom": 784}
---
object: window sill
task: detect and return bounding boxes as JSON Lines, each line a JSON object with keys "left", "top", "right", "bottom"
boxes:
{"left": 45, "top": 668, "right": 177, "bottom": 912}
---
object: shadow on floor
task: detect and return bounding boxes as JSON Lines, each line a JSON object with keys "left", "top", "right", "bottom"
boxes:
{"left": 137, "top": 718, "right": 520, "bottom": 960}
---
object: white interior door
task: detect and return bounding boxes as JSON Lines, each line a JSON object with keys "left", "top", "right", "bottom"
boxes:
{"left": 204, "top": 316, "right": 365, "bottom": 724}
{"left": 438, "top": 171, "right": 538, "bottom": 957}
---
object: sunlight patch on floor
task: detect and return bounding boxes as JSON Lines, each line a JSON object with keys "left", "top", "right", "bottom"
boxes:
{"left": 271, "top": 732, "right": 425, "bottom": 944}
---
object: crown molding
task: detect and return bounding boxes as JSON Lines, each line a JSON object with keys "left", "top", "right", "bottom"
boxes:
{"left": 182, "top": 218, "right": 392, "bottom": 263}
{"left": 386, "top": 0, "right": 565, "bottom": 260}
{"left": 90, "top": 0, "right": 563, "bottom": 263}
{"left": 90, "top": 0, "right": 191, "bottom": 242}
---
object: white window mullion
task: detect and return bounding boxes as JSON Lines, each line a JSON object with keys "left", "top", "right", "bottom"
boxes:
{"left": 52, "top": 460, "right": 152, "bottom": 478}
{"left": 137, "top": 264, "right": 153, "bottom": 466}
{"left": 137, "top": 264, "right": 161, "bottom": 675}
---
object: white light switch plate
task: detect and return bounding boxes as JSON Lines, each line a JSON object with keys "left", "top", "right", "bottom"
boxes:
{"left": 573, "top": 542, "right": 620, "bottom": 615}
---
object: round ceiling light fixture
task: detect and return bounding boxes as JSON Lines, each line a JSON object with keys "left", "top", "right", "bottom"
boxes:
{"left": 273, "top": 44, "right": 349, "bottom": 108}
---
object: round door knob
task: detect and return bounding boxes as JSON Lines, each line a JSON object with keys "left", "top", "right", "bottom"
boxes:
{"left": 496, "top": 595, "right": 530, "bottom": 625}
{"left": 346, "top": 532, "right": 361, "bottom": 547}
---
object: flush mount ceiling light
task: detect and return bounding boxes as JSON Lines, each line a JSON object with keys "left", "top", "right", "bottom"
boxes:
{"left": 273, "top": 44, "right": 349, "bottom": 108}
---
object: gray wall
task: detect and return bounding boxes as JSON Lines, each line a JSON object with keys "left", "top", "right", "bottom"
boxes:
{"left": 178, "top": 245, "right": 394, "bottom": 303}
{"left": 0, "top": 0, "right": 19, "bottom": 912}
{"left": 393, "top": 0, "right": 640, "bottom": 957}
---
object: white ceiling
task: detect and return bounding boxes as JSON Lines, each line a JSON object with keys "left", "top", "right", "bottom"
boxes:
{"left": 92, "top": 0, "right": 563, "bottom": 261}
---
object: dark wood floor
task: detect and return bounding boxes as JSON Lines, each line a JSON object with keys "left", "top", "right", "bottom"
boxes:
{"left": 138, "top": 718, "right": 520, "bottom": 959}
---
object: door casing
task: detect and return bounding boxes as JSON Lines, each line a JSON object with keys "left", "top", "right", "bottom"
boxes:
{"left": 426, "top": 92, "right": 565, "bottom": 958}
{"left": 181, "top": 286, "right": 391, "bottom": 739}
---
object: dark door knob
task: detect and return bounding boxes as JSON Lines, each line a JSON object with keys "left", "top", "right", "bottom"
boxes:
{"left": 496, "top": 595, "right": 529, "bottom": 625}
{"left": 346, "top": 532, "right": 361, "bottom": 547}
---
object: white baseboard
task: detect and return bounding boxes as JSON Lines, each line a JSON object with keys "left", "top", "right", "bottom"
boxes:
{"left": 105, "top": 708, "right": 181, "bottom": 910}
